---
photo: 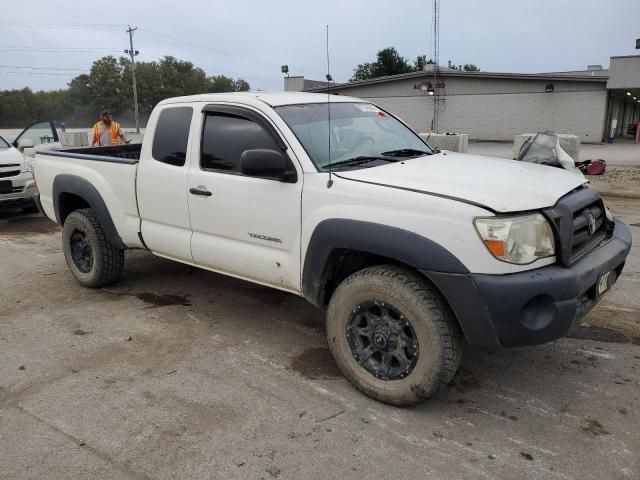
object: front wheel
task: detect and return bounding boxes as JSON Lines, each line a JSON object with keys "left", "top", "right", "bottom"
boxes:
{"left": 326, "top": 265, "right": 462, "bottom": 406}
{"left": 62, "top": 208, "right": 124, "bottom": 288}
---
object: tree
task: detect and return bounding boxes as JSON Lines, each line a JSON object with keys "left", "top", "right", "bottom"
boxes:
{"left": 0, "top": 88, "right": 33, "bottom": 127}
{"left": 67, "top": 74, "right": 92, "bottom": 107}
{"left": 209, "top": 75, "right": 251, "bottom": 93}
{"left": 413, "top": 55, "right": 435, "bottom": 71}
{"left": 209, "top": 75, "right": 236, "bottom": 93}
{"left": 88, "top": 56, "right": 127, "bottom": 114}
{"left": 351, "top": 62, "right": 375, "bottom": 82}
{"left": 66, "top": 74, "right": 94, "bottom": 125}
{"left": 447, "top": 60, "right": 481, "bottom": 72}
{"left": 351, "top": 47, "right": 414, "bottom": 81}
{"left": 234, "top": 79, "right": 250, "bottom": 92}
{"left": 0, "top": 55, "right": 251, "bottom": 128}
{"left": 351, "top": 48, "right": 479, "bottom": 81}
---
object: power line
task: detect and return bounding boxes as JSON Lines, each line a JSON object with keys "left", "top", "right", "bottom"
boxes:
{"left": 0, "top": 28, "right": 282, "bottom": 87}
{"left": 0, "top": 71, "right": 85, "bottom": 76}
{"left": 138, "top": 48, "right": 281, "bottom": 86}
{"left": 0, "top": 47, "right": 122, "bottom": 53}
{"left": 138, "top": 28, "right": 282, "bottom": 71}
{"left": 0, "top": 20, "right": 126, "bottom": 30}
{"left": 0, "top": 22, "right": 283, "bottom": 86}
{"left": 0, "top": 64, "right": 87, "bottom": 71}
{"left": 138, "top": 52, "right": 164, "bottom": 61}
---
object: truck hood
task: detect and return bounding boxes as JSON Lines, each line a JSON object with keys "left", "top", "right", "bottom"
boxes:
{"left": 335, "top": 151, "right": 586, "bottom": 212}
{"left": 0, "top": 146, "right": 24, "bottom": 168}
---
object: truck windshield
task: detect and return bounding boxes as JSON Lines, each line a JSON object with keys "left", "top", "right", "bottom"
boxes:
{"left": 275, "top": 102, "right": 433, "bottom": 170}
{"left": 0, "top": 136, "right": 9, "bottom": 149}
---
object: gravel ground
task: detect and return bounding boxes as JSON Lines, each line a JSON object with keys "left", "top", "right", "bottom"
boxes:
{"left": 0, "top": 190, "right": 638, "bottom": 479}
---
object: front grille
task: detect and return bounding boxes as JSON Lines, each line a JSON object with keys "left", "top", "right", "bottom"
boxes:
{"left": 543, "top": 186, "right": 611, "bottom": 266}
{"left": 571, "top": 203, "right": 606, "bottom": 258}
{"left": 0, "top": 170, "right": 20, "bottom": 178}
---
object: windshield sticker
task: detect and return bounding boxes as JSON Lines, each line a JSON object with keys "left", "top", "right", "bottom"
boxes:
{"left": 355, "top": 103, "right": 381, "bottom": 113}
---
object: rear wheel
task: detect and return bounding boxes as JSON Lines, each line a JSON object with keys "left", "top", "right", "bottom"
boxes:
{"left": 326, "top": 265, "right": 462, "bottom": 406}
{"left": 62, "top": 208, "right": 124, "bottom": 288}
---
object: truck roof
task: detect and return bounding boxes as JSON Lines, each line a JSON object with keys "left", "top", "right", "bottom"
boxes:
{"left": 157, "top": 91, "right": 366, "bottom": 107}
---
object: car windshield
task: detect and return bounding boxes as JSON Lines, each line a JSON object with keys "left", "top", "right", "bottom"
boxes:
{"left": 0, "top": 136, "right": 9, "bottom": 150}
{"left": 275, "top": 102, "right": 433, "bottom": 170}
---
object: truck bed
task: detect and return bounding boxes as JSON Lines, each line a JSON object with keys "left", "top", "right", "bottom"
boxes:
{"left": 35, "top": 144, "right": 144, "bottom": 249}
{"left": 38, "top": 143, "right": 142, "bottom": 163}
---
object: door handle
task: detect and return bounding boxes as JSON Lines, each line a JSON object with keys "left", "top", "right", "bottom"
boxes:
{"left": 189, "top": 186, "right": 212, "bottom": 197}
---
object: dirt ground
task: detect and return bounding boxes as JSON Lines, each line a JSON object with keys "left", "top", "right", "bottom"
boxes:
{"left": 1, "top": 174, "right": 639, "bottom": 479}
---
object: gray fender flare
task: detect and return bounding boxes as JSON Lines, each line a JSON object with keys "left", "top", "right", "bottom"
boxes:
{"left": 52, "top": 174, "right": 125, "bottom": 249}
{"left": 301, "top": 219, "right": 469, "bottom": 306}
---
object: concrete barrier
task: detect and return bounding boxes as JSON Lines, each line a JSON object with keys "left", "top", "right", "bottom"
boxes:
{"left": 60, "top": 131, "right": 89, "bottom": 147}
{"left": 122, "top": 130, "right": 145, "bottom": 144}
{"left": 514, "top": 133, "right": 580, "bottom": 161}
{"left": 419, "top": 133, "right": 469, "bottom": 153}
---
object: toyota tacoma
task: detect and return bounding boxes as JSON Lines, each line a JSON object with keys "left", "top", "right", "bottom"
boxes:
{"left": 34, "top": 92, "right": 632, "bottom": 405}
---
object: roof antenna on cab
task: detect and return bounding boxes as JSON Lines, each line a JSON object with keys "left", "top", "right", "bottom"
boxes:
{"left": 325, "top": 24, "right": 334, "bottom": 189}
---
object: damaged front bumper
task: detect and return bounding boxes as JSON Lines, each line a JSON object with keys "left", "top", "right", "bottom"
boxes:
{"left": 423, "top": 219, "right": 632, "bottom": 350}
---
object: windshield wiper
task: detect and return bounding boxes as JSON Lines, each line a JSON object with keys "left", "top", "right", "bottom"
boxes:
{"left": 380, "top": 148, "right": 432, "bottom": 157}
{"left": 321, "top": 156, "right": 396, "bottom": 170}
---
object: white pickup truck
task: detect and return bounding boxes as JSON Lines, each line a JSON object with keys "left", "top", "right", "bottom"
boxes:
{"left": 35, "top": 92, "right": 632, "bottom": 406}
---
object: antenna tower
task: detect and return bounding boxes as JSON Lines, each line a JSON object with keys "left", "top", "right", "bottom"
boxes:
{"left": 431, "top": 0, "right": 442, "bottom": 133}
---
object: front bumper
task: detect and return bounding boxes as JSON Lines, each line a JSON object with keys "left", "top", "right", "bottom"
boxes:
{"left": 423, "top": 219, "right": 632, "bottom": 350}
{"left": 0, "top": 172, "right": 37, "bottom": 205}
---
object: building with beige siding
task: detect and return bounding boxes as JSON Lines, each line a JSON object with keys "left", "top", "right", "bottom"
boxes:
{"left": 286, "top": 55, "right": 640, "bottom": 143}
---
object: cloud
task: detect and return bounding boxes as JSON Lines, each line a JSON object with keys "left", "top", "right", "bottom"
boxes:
{"left": 1, "top": 0, "right": 638, "bottom": 91}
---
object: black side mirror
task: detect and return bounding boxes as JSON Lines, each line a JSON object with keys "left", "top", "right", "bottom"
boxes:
{"left": 239, "top": 149, "right": 297, "bottom": 182}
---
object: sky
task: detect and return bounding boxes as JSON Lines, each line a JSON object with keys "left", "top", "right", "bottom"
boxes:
{"left": 1, "top": 0, "right": 639, "bottom": 92}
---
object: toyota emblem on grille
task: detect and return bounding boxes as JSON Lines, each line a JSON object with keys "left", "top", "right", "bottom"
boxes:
{"left": 587, "top": 213, "right": 596, "bottom": 235}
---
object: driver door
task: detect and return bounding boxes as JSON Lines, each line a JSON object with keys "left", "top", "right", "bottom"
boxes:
{"left": 187, "top": 105, "right": 303, "bottom": 292}
{"left": 13, "top": 120, "right": 60, "bottom": 158}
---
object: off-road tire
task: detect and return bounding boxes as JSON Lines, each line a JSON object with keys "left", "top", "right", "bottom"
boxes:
{"left": 326, "top": 265, "right": 462, "bottom": 406}
{"left": 62, "top": 208, "right": 124, "bottom": 288}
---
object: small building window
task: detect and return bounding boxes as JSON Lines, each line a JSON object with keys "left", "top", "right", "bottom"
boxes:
{"left": 152, "top": 107, "right": 193, "bottom": 166}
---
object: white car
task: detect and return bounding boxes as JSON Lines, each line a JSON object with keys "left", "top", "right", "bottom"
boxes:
{"left": 0, "top": 121, "right": 59, "bottom": 208}
{"left": 34, "top": 92, "right": 632, "bottom": 406}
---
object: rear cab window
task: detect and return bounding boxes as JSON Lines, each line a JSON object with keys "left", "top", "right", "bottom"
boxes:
{"left": 152, "top": 106, "right": 193, "bottom": 166}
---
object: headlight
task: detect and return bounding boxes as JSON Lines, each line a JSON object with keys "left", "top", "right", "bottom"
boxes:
{"left": 474, "top": 213, "right": 555, "bottom": 264}
{"left": 21, "top": 160, "right": 34, "bottom": 174}
{"left": 603, "top": 199, "right": 614, "bottom": 222}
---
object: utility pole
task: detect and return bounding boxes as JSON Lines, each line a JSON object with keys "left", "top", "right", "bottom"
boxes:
{"left": 125, "top": 26, "right": 140, "bottom": 133}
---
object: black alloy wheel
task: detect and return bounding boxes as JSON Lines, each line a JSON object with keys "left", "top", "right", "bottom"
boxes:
{"left": 346, "top": 300, "right": 419, "bottom": 381}
{"left": 69, "top": 229, "right": 94, "bottom": 274}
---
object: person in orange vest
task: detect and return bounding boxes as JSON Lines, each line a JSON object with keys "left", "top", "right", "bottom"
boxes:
{"left": 91, "top": 110, "right": 130, "bottom": 146}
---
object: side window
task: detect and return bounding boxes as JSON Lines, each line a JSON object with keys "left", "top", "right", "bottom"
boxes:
{"left": 152, "top": 107, "right": 193, "bottom": 166}
{"left": 201, "top": 113, "right": 280, "bottom": 172}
